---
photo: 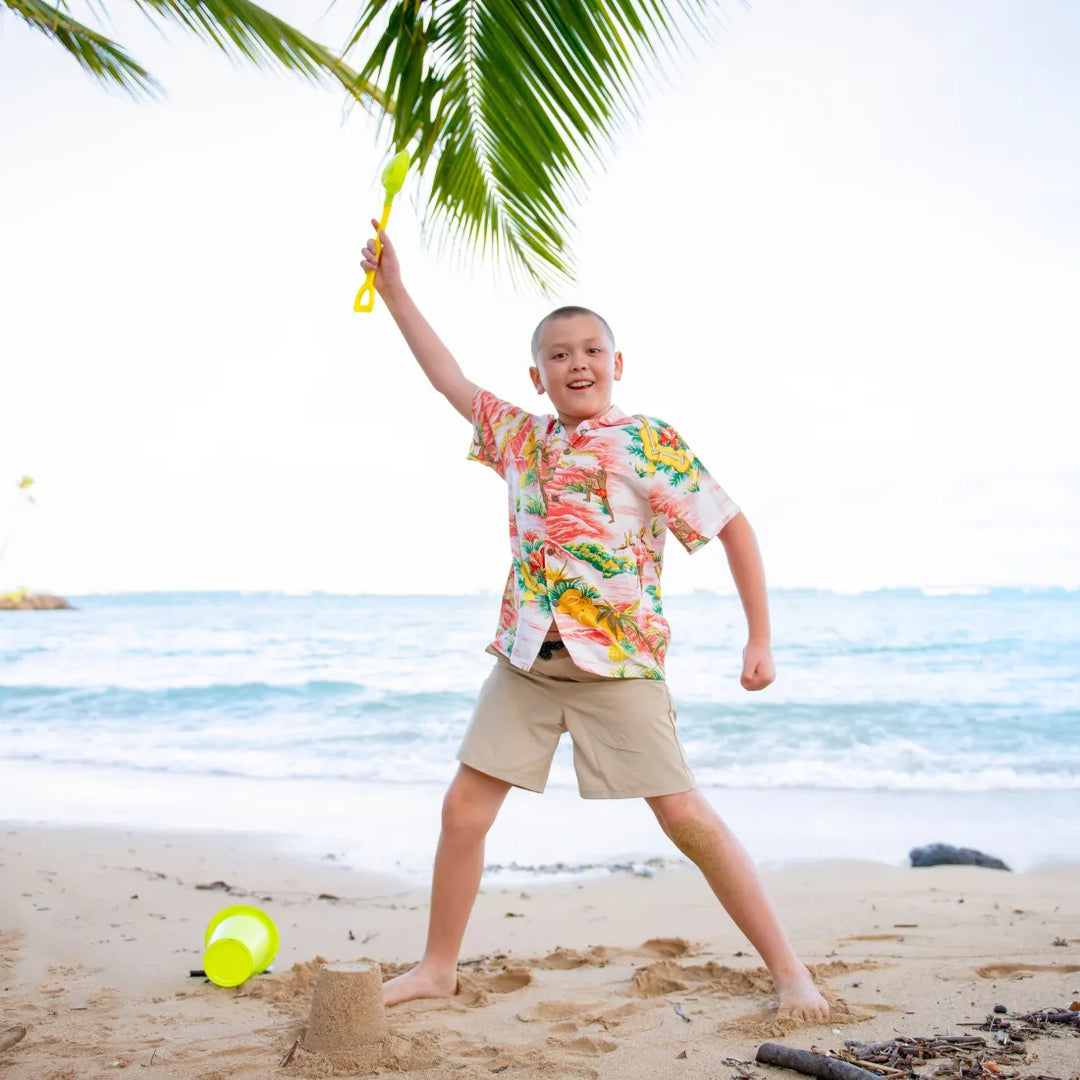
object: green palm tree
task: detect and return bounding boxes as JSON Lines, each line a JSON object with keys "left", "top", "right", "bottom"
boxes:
{"left": 7, "top": 0, "right": 718, "bottom": 289}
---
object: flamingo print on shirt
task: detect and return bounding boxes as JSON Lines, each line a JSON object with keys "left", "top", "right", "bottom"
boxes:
{"left": 469, "top": 389, "right": 739, "bottom": 680}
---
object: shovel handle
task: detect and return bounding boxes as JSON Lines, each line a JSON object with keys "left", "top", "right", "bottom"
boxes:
{"left": 354, "top": 202, "right": 393, "bottom": 313}
{"left": 354, "top": 270, "right": 377, "bottom": 313}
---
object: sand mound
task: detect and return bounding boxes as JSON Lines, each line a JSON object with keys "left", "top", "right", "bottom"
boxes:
{"left": 291, "top": 1030, "right": 444, "bottom": 1077}
{"left": 552, "top": 1034, "right": 618, "bottom": 1056}
{"left": 636, "top": 937, "right": 697, "bottom": 958}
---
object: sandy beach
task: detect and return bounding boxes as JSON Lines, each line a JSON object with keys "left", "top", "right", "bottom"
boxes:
{"left": 2, "top": 824, "right": 1078, "bottom": 1080}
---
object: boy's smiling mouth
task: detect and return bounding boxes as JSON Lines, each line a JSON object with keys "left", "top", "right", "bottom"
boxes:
{"left": 567, "top": 379, "right": 594, "bottom": 390}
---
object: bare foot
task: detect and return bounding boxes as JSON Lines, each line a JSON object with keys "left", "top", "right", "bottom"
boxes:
{"left": 382, "top": 964, "right": 458, "bottom": 1007}
{"left": 773, "top": 964, "right": 830, "bottom": 1023}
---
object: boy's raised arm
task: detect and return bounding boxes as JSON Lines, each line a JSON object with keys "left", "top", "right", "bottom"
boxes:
{"left": 361, "top": 222, "right": 479, "bottom": 422}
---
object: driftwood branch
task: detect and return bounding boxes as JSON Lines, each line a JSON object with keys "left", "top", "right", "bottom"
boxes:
{"left": 756, "top": 1043, "right": 882, "bottom": 1080}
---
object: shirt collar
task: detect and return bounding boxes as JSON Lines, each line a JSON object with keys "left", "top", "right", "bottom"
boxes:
{"left": 550, "top": 404, "right": 628, "bottom": 437}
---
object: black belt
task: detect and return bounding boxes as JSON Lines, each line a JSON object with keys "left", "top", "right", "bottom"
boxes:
{"left": 538, "top": 640, "right": 566, "bottom": 660}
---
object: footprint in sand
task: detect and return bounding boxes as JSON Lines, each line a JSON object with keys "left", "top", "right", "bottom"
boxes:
{"left": 443, "top": 1040, "right": 503, "bottom": 1059}
{"left": 625, "top": 956, "right": 884, "bottom": 1006}
{"left": 480, "top": 968, "right": 532, "bottom": 993}
{"left": 518, "top": 1001, "right": 606, "bottom": 1023}
{"left": 527, "top": 945, "right": 617, "bottom": 970}
{"left": 455, "top": 967, "right": 533, "bottom": 1007}
{"left": 480, "top": 1044, "right": 605, "bottom": 1079}
{"left": 810, "top": 959, "right": 887, "bottom": 981}
{"left": 548, "top": 1020, "right": 581, "bottom": 1034}
{"left": 527, "top": 937, "right": 696, "bottom": 971}
{"left": 975, "top": 963, "right": 1080, "bottom": 979}
{"left": 519, "top": 999, "right": 649, "bottom": 1034}
{"left": 626, "top": 959, "right": 775, "bottom": 999}
{"left": 837, "top": 934, "right": 908, "bottom": 943}
{"left": 0, "top": 1027, "right": 27, "bottom": 1053}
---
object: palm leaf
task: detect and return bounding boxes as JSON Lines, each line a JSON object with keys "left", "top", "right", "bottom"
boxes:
{"left": 5, "top": 0, "right": 387, "bottom": 104}
{"left": 132, "top": 0, "right": 387, "bottom": 104}
{"left": 7, "top": 0, "right": 160, "bottom": 96}
{"left": 344, "top": 0, "right": 720, "bottom": 290}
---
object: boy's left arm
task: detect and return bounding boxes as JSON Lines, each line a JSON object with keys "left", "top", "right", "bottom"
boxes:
{"left": 718, "top": 513, "right": 775, "bottom": 691}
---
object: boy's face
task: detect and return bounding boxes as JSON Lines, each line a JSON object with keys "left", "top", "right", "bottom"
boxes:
{"left": 529, "top": 313, "right": 623, "bottom": 428}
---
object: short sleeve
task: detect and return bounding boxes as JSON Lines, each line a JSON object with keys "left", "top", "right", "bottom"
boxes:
{"left": 642, "top": 418, "right": 740, "bottom": 553}
{"left": 467, "top": 388, "right": 536, "bottom": 479}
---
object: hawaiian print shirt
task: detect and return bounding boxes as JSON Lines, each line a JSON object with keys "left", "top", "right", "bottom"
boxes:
{"left": 468, "top": 389, "right": 740, "bottom": 679}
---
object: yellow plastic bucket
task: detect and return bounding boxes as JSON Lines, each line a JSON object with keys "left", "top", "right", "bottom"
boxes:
{"left": 203, "top": 905, "right": 279, "bottom": 987}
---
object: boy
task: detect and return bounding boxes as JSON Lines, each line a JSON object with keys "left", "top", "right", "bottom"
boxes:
{"left": 360, "top": 224, "right": 829, "bottom": 1023}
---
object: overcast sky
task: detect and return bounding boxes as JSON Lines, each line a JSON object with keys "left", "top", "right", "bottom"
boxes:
{"left": 2, "top": 0, "right": 1077, "bottom": 595}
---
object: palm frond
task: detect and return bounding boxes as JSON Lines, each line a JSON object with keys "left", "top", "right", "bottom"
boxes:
{"left": 343, "top": 0, "right": 719, "bottom": 290}
{"left": 5, "top": 0, "right": 387, "bottom": 104}
{"left": 6, "top": 0, "right": 161, "bottom": 96}
{"left": 131, "top": 0, "right": 388, "bottom": 105}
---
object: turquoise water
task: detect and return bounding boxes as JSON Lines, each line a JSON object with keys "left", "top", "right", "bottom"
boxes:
{"left": 2, "top": 589, "right": 1078, "bottom": 873}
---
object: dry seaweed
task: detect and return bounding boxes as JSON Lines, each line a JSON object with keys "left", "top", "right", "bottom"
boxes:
{"left": 824, "top": 1010, "right": 1080, "bottom": 1080}
{"left": 834, "top": 1034, "right": 1016, "bottom": 1078}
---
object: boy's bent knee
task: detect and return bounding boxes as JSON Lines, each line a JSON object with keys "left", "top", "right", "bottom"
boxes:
{"left": 646, "top": 788, "right": 707, "bottom": 830}
{"left": 441, "top": 766, "right": 510, "bottom": 837}
{"left": 441, "top": 801, "right": 491, "bottom": 839}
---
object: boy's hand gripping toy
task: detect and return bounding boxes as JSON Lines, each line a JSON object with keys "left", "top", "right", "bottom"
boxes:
{"left": 354, "top": 149, "right": 410, "bottom": 313}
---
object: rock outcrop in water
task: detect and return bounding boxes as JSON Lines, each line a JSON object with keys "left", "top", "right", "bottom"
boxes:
{"left": 0, "top": 592, "right": 72, "bottom": 611}
{"left": 909, "top": 843, "right": 1011, "bottom": 871}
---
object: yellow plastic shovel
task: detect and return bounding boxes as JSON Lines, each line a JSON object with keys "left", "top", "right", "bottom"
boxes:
{"left": 354, "top": 149, "right": 410, "bottom": 313}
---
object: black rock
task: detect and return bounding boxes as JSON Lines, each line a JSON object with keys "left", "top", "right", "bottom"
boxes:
{"left": 993, "top": 1004, "right": 1008, "bottom": 1014}
{"left": 908, "top": 843, "right": 1011, "bottom": 871}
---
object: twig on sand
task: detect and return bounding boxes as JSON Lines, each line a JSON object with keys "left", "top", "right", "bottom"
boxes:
{"left": 279, "top": 1039, "right": 299, "bottom": 1067}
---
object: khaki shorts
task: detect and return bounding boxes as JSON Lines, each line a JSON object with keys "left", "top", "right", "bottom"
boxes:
{"left": 457, "top": 647, "right": 696, "bottom": 799}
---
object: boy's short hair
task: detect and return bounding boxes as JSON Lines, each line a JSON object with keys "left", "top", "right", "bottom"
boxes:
{"left": 531, "top": 306, "right": 616, "bottom": 360}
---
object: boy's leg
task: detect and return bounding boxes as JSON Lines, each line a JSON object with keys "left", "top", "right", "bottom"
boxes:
{"left": 645, "top": 789, "right": 829, "bottom": 1022}
{"left": 383, "top": 764, "right": 512, "bottom": 1006}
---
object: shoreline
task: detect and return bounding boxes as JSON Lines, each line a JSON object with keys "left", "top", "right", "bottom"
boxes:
{"left": 3, "top": 759, "right": 1079, "bottom": 880}
{"left": 4, "top": 822, "right": 1080, "bottom": 1079}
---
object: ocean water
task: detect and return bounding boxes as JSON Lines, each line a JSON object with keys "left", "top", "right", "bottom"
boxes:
{"left": 2, "top": 589, "right": 1078, "bottom": 876}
